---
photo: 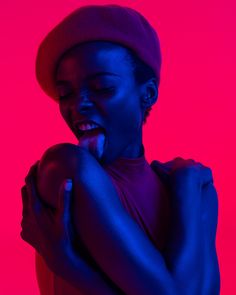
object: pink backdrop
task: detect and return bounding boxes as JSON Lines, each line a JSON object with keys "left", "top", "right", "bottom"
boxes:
{"left": 1, "top": 0, "right": 235, "bottom": 294}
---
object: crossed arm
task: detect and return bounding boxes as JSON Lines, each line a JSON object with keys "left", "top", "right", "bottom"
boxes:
{"left": 30, "top": 152, "right": 219, "bottom": 295}
{"left": 62, "top": 155, "right": 219, "bottom": 295}
{"left": 72, "top": 175, "right": 177, "bottom": 295}
{"left": 55, "top": 155, "right": 177, "bottom": 295}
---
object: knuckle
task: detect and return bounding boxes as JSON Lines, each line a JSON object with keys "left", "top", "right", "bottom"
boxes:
{"left": 206, "top": 166, "right": 213, "bottom": 176}
{"left": 25, "top": 162, "right": 39, "bottom": 182}
{"left": 183, "top": 167, "right": 198, "bottom": 178}
{"left": 185, "top": 159, "right": 197, "bottom": 167}
{"left": 203, "top": 166, "right": 214, "bottom": 181}
{"left": 25, "top": 174, "right": 32, "bottom": 184}
{"left": 173, "top": 157, "right": 194, "bottom": 169}
{"left": 21, "top": 185, "right": 27, "bottom": 195}
{"left": 198, "top": 161, "right": 212, "bottom": 172}
{"left": 173, "top": 156, "right": 184, "bottom": 162}
{"left": 173, "top": 165, "right": 199, "bottom": 181}
{"left": 186, "top": 158, "right": 196, "bottom": 162}
{"left": 28, "top": 166, "right": 34, "bottom": 175}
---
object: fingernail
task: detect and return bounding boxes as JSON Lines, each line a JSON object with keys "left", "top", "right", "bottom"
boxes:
{"left": 65, "top": 179, "right": 72, "bottom": 191}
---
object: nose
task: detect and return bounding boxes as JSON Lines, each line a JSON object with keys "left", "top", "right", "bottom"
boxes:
{"left": 73, "top": 93, "right": 94, "bottom": 114}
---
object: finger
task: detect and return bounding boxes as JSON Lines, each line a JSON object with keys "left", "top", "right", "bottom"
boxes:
{"left": 20, "top": 228, "right": 41, "bottom": 255}
{"left": 200, "top": 165, "right": 214, "bottom": 188}
{"left": 20, "top": 217, "right": 39, "bottom": 240}
{"left": 57, "top": 179, "right": 73, "bottom": 226}
{"left": 21, "top": 184, "right": 28, "bottom": 203}
{"left": 164, "top": 157, "right": 185, "bottom": 169}
{"left": 25, "top": 174, "right": 42, "bottom": 216}
{"left": 25, "top": 160, "right": 40, "bottom": 183}
{"left": 201, "top": 182, "right": 218, "bottom": 244}
{"left": 150, "top": 160, "right": 170, "bottom": 185}
{"left": 151, "top": 157, "right": 184, "bottom": 172}
{"left": 21, "top": 185, "right": 29, "bottom": 217}
{"left": 21, "top": 217, "right": 38, "bottom": 232}
{"left": 177, "top": 159, "right": 213, "bottom": 186}
{"left": 151, "top": 160, "right": 170, "bottom": 173}
{"left": 200, "top": 182, "right": 220, "bottom": 292}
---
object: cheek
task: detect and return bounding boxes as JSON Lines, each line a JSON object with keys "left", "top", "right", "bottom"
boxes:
{"left": 107, "top": 102, "right": 142, "bottom": 140}
{"left": 119, "top": 98, "right": 142, "bottom": 131}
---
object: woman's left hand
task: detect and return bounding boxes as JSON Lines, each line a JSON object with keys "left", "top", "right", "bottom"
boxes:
{"left": 20, "top": 161, "right": 78, "bottom": 277}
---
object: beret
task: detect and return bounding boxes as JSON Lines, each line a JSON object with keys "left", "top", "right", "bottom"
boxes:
{"left": 35, "top": 4, "right": 162, "bottom": 102}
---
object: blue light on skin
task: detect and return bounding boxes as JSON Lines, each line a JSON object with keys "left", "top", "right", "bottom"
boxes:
{"left": 55, "top": 40, "right": 158, "bottom": 166}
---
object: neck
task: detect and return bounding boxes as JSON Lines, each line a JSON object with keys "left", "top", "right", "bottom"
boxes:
{"left": 119, "top": 130, "right": 144, "bottom": 159}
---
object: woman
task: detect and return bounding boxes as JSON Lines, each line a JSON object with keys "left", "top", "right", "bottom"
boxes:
{"left": 21, "top": 4, "right": 220, "bottom": 294}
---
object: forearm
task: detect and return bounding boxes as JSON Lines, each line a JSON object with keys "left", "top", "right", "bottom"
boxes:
{"left": 56, "top": 244, "right": 125, "bottom": 295}
{"left": 164, "top": 218, "right": 203, "bottom": 295}
{"left": 201, "top": 183, "right": 221, "bottom": 295}
{"left": 162, "top": 185, "right": 221, "bottom": 295}
{"left": 73, "top": 173, "right": 177, "bottom": 295}
{"left": 161, "top": 189, "right": 204, "bottom": 295}
{"left": 201, "top": 240, "right": 220, "bottom": 295}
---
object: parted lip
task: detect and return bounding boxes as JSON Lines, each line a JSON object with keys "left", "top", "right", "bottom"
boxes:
{"left": 73, "top": 119, "right": 103, "bottom": 130}
{"left": 73, "top": 119, "right": 106, "bottom": 139}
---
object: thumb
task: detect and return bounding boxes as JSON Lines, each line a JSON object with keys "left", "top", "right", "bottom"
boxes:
{"left": 57, "top": 179, "right": 73, "bottom": 224}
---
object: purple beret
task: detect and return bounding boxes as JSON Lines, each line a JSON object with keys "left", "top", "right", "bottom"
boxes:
{"left": 35, "top": 4, "right": 162, "bottom": 102}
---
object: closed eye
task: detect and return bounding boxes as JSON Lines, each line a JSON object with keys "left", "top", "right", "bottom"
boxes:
{"left": 93, "top": 87, "right": 115, "bottom": 93}
{"left": 59, "top": 93, "right": 72, "bottom": 100}
{"left": 59, "top": 87, "right": 115, "bottom": 100}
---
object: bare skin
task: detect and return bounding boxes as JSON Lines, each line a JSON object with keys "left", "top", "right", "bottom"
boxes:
{"left": 55, "top": 41, "right": 157, "bottom": 165}
{"left": 21, "top": 154, "right": 220, "bottom": 295}
{"left": 151, "top": 158, "right": 220, "bottom": 294}
{"left": 21, "top": 41, "right": 220, "bottom": 294}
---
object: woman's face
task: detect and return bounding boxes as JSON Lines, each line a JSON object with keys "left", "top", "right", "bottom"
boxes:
{"left": 55, "top": 41, "right": 146, "bottom": 165}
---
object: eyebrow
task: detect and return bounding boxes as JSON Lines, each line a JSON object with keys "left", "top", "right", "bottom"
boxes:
{"left": 55, "top": 72, "right": 120, "bottom": 86}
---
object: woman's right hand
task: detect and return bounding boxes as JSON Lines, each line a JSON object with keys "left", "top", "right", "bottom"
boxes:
{"left": 151, "top": 157, "right": 220, "bottom": 295}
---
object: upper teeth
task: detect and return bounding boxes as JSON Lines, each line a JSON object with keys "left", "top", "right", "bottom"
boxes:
{"left": 78, "top": 123, "right": 99, "bottom": 131}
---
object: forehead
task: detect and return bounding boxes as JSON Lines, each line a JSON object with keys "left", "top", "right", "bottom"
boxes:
{"left": 55, "top": 41, "right": 132, "bottom": 81}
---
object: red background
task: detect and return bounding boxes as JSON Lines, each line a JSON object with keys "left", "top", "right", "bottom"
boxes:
{"left": 1, "top": 0, "right": 235, "bottom": 294}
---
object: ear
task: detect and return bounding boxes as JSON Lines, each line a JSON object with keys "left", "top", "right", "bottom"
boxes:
{"left": 140, "top": 78, "right": 159, "bottom": 110}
